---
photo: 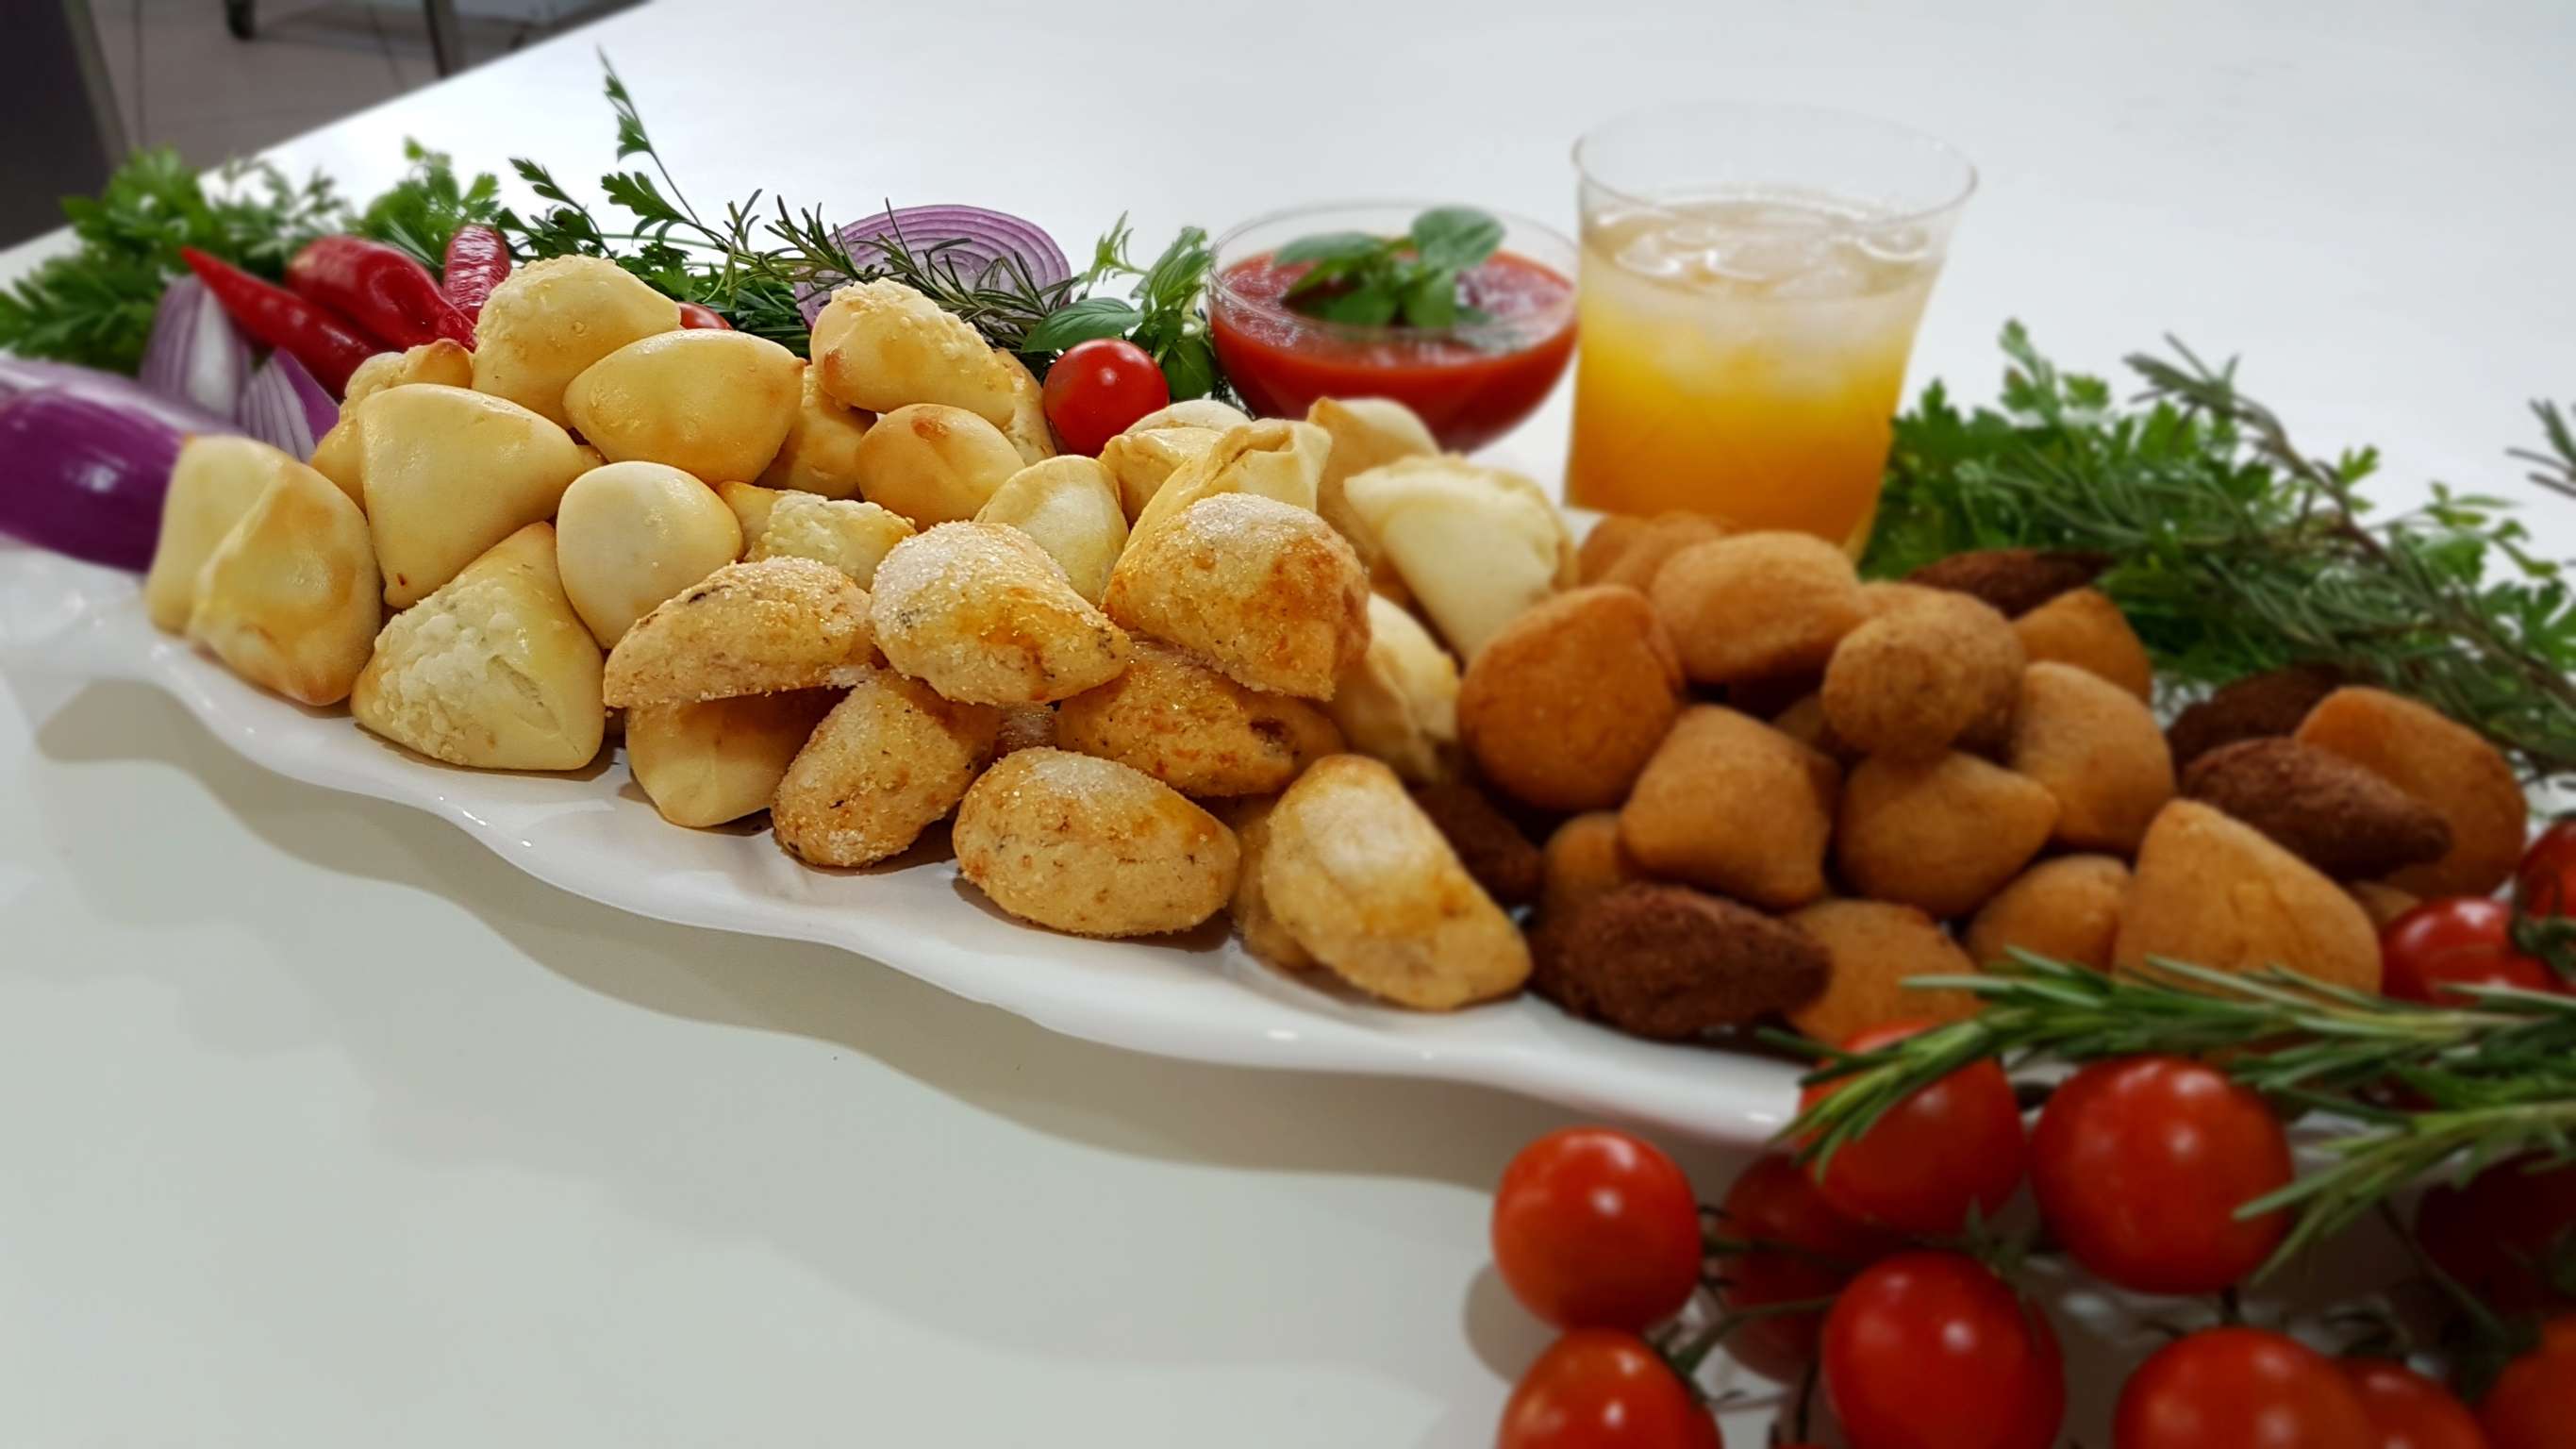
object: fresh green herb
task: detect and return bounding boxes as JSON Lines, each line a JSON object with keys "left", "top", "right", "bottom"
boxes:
{"left": 1272, "top": 206, "right": 1503, "bottom": 327}
{"left": 1021, "top": 224, "right": 1222, "bottom": 398}
{"left": 350, "top": 140, "right": 502, "bottom": 272}
{"left": 1864, "top": 325, "right": 2576, "bottom": 780}
{"left": 1781, "top": 955, "right": 2576, "bottom": 1276}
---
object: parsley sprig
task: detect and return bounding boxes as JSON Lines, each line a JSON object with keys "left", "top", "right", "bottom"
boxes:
{"left": 1271, "top": 206, "right": 1504, "bottom": 327}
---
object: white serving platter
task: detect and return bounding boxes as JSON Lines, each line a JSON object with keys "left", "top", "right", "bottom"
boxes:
{"left": 0, "top": 543, "right": 1805, "bottom": 1143}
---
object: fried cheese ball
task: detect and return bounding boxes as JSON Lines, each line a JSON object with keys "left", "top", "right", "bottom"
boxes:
{"left": 554, "top": 461, "right": 747, "bottom": 647}
{"left": 1222, "top": 793, "right": 1315, "bottom": 972}
{"left": 1261, "top": 755, "right": 1530, "bottom": 1009}
{"left": 1106, "top": 493, "right": 1371, "bottom": 700}
{"left": 352, "top": 524, "right": 600, "bottom": 770}
{"left": 146, "top": 437, "right": 303, "bottom": 633}
{"left": 954, "top": 748, "right": 1238, "bottom": 938}
{"left": 2113, "top": 799, "right": 2381, "bottom": 992}
{"left": 1593, "top": 511, "right": 1728, "bottom": 594}
{"left": 852, "top": 403, "right": 1026, "bottom": 526}
{"left": 1054, "top": 639, "right": 1341, "bottom": 797}
{"left": 2183, "top": 738, "right": 2451, "bottom": 880}
{"left": 354, "top": 384, "right": 590, "bottom": 609}
{"left": 342, "top": 338, "right": 474, "bottom": 403}
{"left": 602, "top": 557, "right": 876, "bottom": 708}
{"left": 2012, "top": 588, "right": 2154, "bottom": 702}
{"left": 2294, "top": 686, "right": 2527, "bottom": 898}
{"left": 1541, "top": 812, "right": 1651, "bottom": 924}
{"left": 1836, "top": 752, "right": 2059, "bottom": 918}
{"left": 1576, "top": 514, "right": 1652, "bottom": 583}
{"left": 1620, "top": 706, "right": 1836, "bottom": 911}
{"left": 1855, "top": 579, "right": 1953, "bottom": 621}
{"left": 1325, "top": 594, "right": 1461, "bottom": 784}
{"left": 1535, "top": 885, "right": 1827, "bottom": 1041}
{"left": 1964, "top": 856, "right": 2132, "bottom": 973}
{"left": 471, "top": 256, "right": 681, "bottom": 427}
{"left": 1785, "top": 900, "right": 1982, "bottom": 1044}
{"left": 2006, "top": 662, "right": 2175, "bottom": 854}
{"left": 870, "top": 522, "right": 1129, "bottom": 706}
{"left": 771, "top": 667, "right": 1000, "bottom": 867}
{"left": 714, "top": 480, "right": 789, "bottom": 541}
{"left": 1457, "top": 585, "right": 1685, "bottom": 812}
{"left": 1408, "top": 778, "right": 1543, "bottom": 908}
{"left": 1650, "top": 532, "right": 1865, "bottom": 687}
{"left": 626, "top": 690, "right": 839, "bottom": 828}
{"left": 972, "top": 456, "right": 1127, "bottom": 605}
{"left": 748, "top": 492, "right": 915, "bottom": 590}
{"left": 1770, "top": 693, "right": 1855, "bottom": 762}
{"left": 188, "top": 458, "right": 381, "bottom": 708}
{"left": 756, "top": 364, "right": 874, "bottom": 499}
{"left": 1821, "top": 589, "right": 2026, "bottom": 759}
{"left": 564, "top": 328, "right": 804, "bottom": 484}
{"left": 808, "top": 278, "right": 1018, "bottom": 426}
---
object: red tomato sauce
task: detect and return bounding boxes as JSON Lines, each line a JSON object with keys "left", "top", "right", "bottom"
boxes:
{"left": 1208, "top": 250, "right": 1577, "bottom": 453}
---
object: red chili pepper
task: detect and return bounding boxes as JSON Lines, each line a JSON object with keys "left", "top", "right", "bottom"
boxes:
{"left": 676, "top": 301, "right": 733, "bottom": 331}
{"left": 178, "top": 247, "right": 378, "bottom": 397}
{"left": 286, "top": 236, "right": 475, "bottom": 351}
{"left": 440, "top": 224, "right": 510, "bottom": 324}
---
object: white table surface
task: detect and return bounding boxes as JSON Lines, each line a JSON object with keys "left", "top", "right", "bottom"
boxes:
{"left": 5, "top": 1, "right": 2573, "bottom": 1443}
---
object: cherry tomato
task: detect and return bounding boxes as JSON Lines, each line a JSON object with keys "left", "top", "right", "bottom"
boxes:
{"left": 1497, "top": 1330, "right": 1722, "bottom": 1449}
{"left": 1711, "top": 1154, "right": 1902, "bottom": 1380}
{"left": 1041, "top": 338, "right": 1170, "bottom": 456}
{"left": 2337, "top": 1358, "right": 2487, "bottom": 1449}
{"left": 2114, "top": 1327, "right": 2372, "bottom": 1449}
{"left": 675, "top": 301, "right": 733, "bottom": 330}
{"left": 2416, "top": 1154, "right": 2576, "bottom": 1315}
{"left": 1821, "top": 1251, "right": 2064, "bottom": 1449}
{"left": 1802, "top": 1023, "right": 2028, "bottom": 1237}
{"left": 2517, "top": 819, "right": 2576, "bottom": 917}
{"left": 2381, "top": 899, "right": 2559, "bottom": 1006}
{"left": 1492, "top": 1128, "right": 1703, "bottom": 1332}
{"left": 2481, "top": 1317, "right": 2576, "bottom": 1449}
{"left": 2029, "top": 1055, "right": 2292, "bottom": 1294}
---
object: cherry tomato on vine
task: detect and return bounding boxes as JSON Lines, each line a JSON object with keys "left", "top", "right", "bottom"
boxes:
{"left": 1711, "top": 1154, "right": 1902, "bottom": 1381}
{"left": 2381, "top": 898, "right": 2560, "bottom": 1006}
{"left": 2113, "top": 1327, "right": 2372, "bottom": 1449}
{"left": 675, "top": 300, "right": 732, "bottom": 330}
{"left": 2337, "top": 1358, "right": 2487, "bottom": 1449}
{"left": 1802, "top": 1023, "right": 2027, "bottom": 1236}
{"left": 1497, "top": 1330, "right": 1722, "bottom": 1449}
{"left": 1491, "top": 1128, "right": 1701, "bottom": 1333}
{"left": 2517, "top": 819, "right": 2576, "bottom": 917}
{"left": 1041, "top": 338, "right": 1170, "bottom": 456}
{"left": 2029, "top": 1055, "right": 2292, "bottom": 1294}
{"left": 2416, "top": 1154, "right": 2576, "bottom": 1314}
{"left": 1822, "top": 1252, "right": 2062, "bottom": 1449}
{"left": 2481, "top": 1317, "right": 2576, "bottom": 1449}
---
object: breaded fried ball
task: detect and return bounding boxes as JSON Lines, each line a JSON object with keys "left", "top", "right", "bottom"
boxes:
{"left": 1837, "top": 753, "right": 2059, "bottom": 918}
{"left": 1222, "top": 794, "right": 1315, "bottom": 972}
{"left": 2012, "top": 588, "right": 2154, "bottom": 702}
{"left": 1533, "top": 884, "right": 1828, "bottom": 1041}
{"left": 602, "top": 557, "right": 874, "bottom": 708}
{"left": 1820, "top": 590, "right": 2025, "bottom": 759}
{"left": 2166, "top": 666, "right": 2343, "bottom": 770}
{"left": 1620, "top": 707, "right": 1836, "bottom": 910}
{"left": 1770, "top": 693, "right": 1855, "bottom": 762}
{"left": 1856, "top": 580, "right": 1953, "bottom": 621}
{"left": 2114, "top": 799, "right": 2381, "bottom": 992}
{"left": 2294, "top": 687, "right": 2527, "bottom": 898}
{"left": 1106, "top": 492, "right": 1371, "bottom": 700}
{"left": 1576, "top": 514, "right": 1652, "bottom": 583}
{"left": 772, "top": 667, "right": 1000, "bottom": 867}
{"left": 1457, "top": 585, "right": 1686, "bottom": 812}
{"left": 1542, "top": 812, "right": 1652, "bottom": 923}
{"left": 2006, "top": 662, "right": 2175, "bottom": 854}
{"left": 870, "top": 522, "right": 1130, "bottom": 705}
{"left": 1409, "top": 778, "right": 1543, "bottom": 908}
{"left": 1965, "top": 856, "right": 2131, "bottom": 973}
{"left": 2183, "top": 738, "right": 2451, "bottom": 880}
{"left": 1906, "top": 547, "right": 2111, "bottom": 619}
{"left": 954, "top": 748, "right": 1239, "bottom": 938}
{"left": 1261, "top": 756, "right": 1529, "bottom": 1009}
{"left": 1055, "top": 639, "right": 1341, "bottom": 797}
{"left": 1650, "top": 532, "right": 1865, "bottom": 687}
{"left": 1785, "top": 900, "right": 1982, "bottom": 1044}
{"left": 1594, "top": 511, "right": 1728, "bottom": 593}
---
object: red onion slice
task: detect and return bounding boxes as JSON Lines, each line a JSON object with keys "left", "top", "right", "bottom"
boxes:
{"left": 794, "top": 205, "right": 1072, "bottom": 325}
{"left": 0, "top": 362, "right": 241, "bottom": 571}
{"left": 138, "top": 276, "right": 254, "bottom": 416}
{"left": 234, "top": 351, "right": 340, "bottom": 458}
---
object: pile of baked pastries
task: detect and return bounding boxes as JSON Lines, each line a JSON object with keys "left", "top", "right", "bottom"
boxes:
{"left": 138, "top": 255, "right": 2527, "bottom": 1046}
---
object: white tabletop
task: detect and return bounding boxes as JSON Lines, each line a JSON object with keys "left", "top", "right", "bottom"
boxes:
{"left": 5, "top": 1, "right": 2572, "bottom": 1443}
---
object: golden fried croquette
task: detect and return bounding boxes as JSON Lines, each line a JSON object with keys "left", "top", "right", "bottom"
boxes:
{"left": 1906, "top": 547, "right": 2111, "bottom": 618}
{"left": 2114, "top": 799, "right": 2381, "bottom": 992}
{"left": 1261, "top": 755, "right": 1530, "bottom": 1009}
{"left": 2347, "top": 880, "right": 2419, "bottom": 929}
{"left": 1855, "top": 579, "right": 1953, "bottom": 621}
{"left": 1221, "top": 793, "right": 1315, "bottom": 971}
{"left": 2012, "top": 588, "right": 2154, "bottom": 702}
{"left": 602, "top": 557, "right": 875, "bottom": 708}
{"left": 1054, "top": 639, "right": 1341, "bottom": 797}
{"left": 993, "top": 704, "right": 1057, "bottom": 758}
{"left": 1770, "top": 693, "right": 1855, "bottom": 762}
{"left": 1650, "top": 532, "right": 1865, "bottom": 687}
{"left": 626, "top": 690, "right": 839, "bottom": 828}
{"left": 1785, "top": 900, "right": 1982, "bottom": 1044}
{"left": 2294, "top": 687, "right": 2527, "bottom": 898}
{"left": 870, "top": 522, "right": 1130, "bottom": 705}
{"left": 2166, "top": 666, "right": 2343, "bottom": 770}
{"left": 1542, "top": 812, "right": 1652, "bottom": 923}
{"left": 2006, "top": 662, "right": 2175, "bottom": 854}
{"left": 1836, "top": 753, "right": 2059, "bottom": 918}
{"left": 2183, "top": 738, "right": 2451, "bottom": 880}
{"left": 1106, "top": 492, "right": 1371, "bottom": 699}
{"left": 1820, "top": 589, "right": 2025, "bottom": 759}
{"left": 1456, "top": 585, "right": 1686, "bottom": 812}
{"left": 1325, "top": 593, "right": 1461, "bottom": 784}
{"left": 1594, "top": 511, "right": 1728, "bottom": 594}
{"left": 952, "top": 748, "right": 1239, "bottom": 937}
{"left": 1409, "top": 778, "right": 1543, "bottom": 908}
{"left": 1965, "top": 856, "right": 2131, "bottom": 973}
{"left": 1620, "top": 706, "right": 1837, "bottom": 910}
{"left": 1577, "top": 514, "right": 1653, "bottom": 583}
{"left": 1534, "top": 885, "right": 1828, "bottom": 1041}
{"left": 771, "top": 667, "right": 1000, "bottom": 867}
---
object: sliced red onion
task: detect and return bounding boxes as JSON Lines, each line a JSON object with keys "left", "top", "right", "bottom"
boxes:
{"left": 139, "top": 276, "right": 254, "bottom": 415}
{"left": 0, "top": 362, "right": 241, "bottom": 571}
{"left": 235, "top": 351, "right": 340, "bottom": 458}
{"left": 794, "top": 205, "right": 1072, "bottom": 325}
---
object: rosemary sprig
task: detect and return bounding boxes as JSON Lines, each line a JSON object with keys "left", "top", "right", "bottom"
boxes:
{"left": 1780, "top": 956, "right": 2576, "bottom": 1276}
